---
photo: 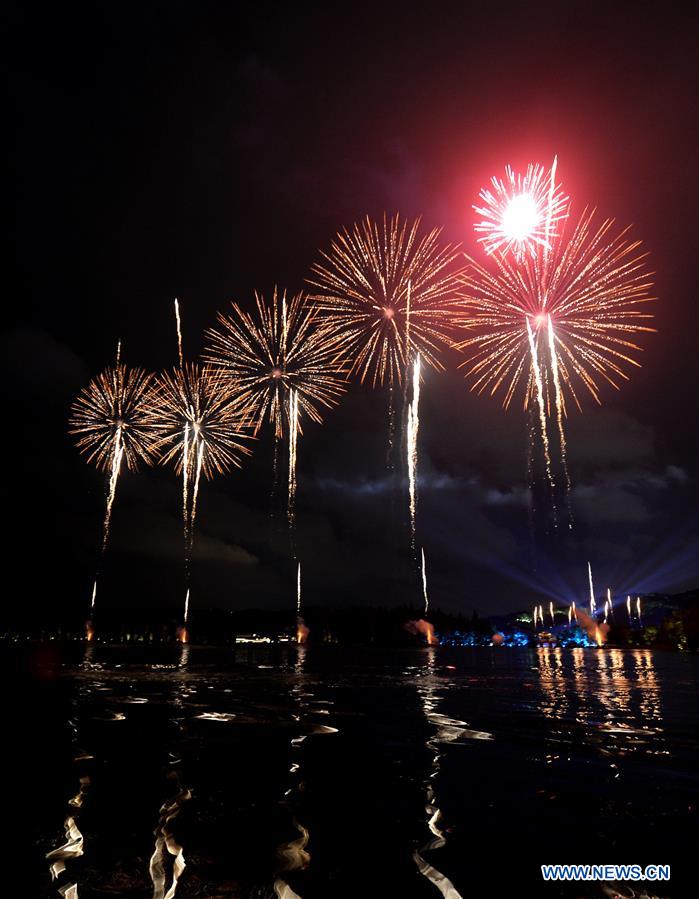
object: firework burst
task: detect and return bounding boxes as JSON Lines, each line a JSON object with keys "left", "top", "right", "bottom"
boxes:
{"left": 308, "top": 214, "right": 465, "bottom": 387}
{"left": 457, "top": 206, "right": 655, "bottom": 500}
{"left": 205, "top": 288, "right": 346, "bottom": 438}
{"left": 153, "top": 362, "right": 253, "bottom": 631}
{"left": 474, "top": 158, "right": 568, "bottom": 260}
{"left": 205, "top": 288, "right": 345, "bottom": 527}
{"left": 69, "top": 344, "right": 160, "bottom": 609}
{"left": 154, "top": 363, "right": 253, "bottom": 534}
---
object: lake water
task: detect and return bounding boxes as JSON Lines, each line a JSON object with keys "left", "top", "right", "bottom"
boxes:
{"left": 14, "top": 644, "right": 698, "bottom": 898}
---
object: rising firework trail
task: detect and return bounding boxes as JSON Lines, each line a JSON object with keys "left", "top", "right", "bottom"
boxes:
{"left": 407, "top": 354, "right": 421, "bottom": 543}
{"left": 627, "top": 595, "right": 633, "bottom": 623}
{"left": 606, "top": 587, "right": 614, "bottom": 621}
{"left": 588, "top": 562, "right": 596, "bottom": 615}
{"left": 459, "top": 170, "right": 655, "bottom": 505}
{"left": 308, "top": 214, "right": 465, "bottom": 388}
{"left": 288, "top": 389, "right": 299, "bottom": 528}
{"left": 636, "top": 596, "right": 642, "bottom": 625}
{"left": 69, "top": 343, "right": 160, "bottom": 611}
{"left": 174, "top": 298, "right": 184, "bottom": 367}
{"left": 421, "top": 548, "right": 429, "bottom": 617}
{"left": 295, "top": 562, "right": 308, "bottom": 645}
{"left": 473, "top": 159, "right": 568, "bottom": 260}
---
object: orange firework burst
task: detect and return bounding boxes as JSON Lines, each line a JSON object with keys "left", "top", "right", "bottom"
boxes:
{"left": 204, "top": 288, "right": 346, "bottom": 438}
{"left": 457, "top": 208, "right": 656, "bottom": 412}
{"left": 69, "top": 355, "right": 160, "bottom": 472}
{"left": 153, "top": 363, "right": 254, "bottom": 610}
{"left": 307, "top": 214, "right": 465, "bottom": 386}
{"left": 153, "top": 363, "right": 253, "bottom": 482}
{"left": 69, "top": 344, "right": 161, "bottom": 610}
{"left": 473, "top": 159, "right": 569, "bottom": 260}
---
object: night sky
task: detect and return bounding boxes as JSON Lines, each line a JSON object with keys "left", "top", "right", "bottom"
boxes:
{"left": 7, "top": 1, "right": 699, "bottom": 622}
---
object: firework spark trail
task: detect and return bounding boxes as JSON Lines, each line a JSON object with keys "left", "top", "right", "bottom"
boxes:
{"left": 606, "top": 587, "right": 614, "bottom": 621}
{"left": 526, "top": 319, "right": 555, "bottom": 492}
{"left": 421, "top": 548, "right": 429, "bottom": 617}
{"left": 174, "top": 298, "right": 184, "bottom": 367}
{"left": 547, "top": 314, "right": 573, "bottom": 513}
{"left": 407, "top": 354, "right": 421, "bottom": 543}
{"left": 588, "top": 562, "right": 596, "bottom": 615}
{"left": 308, "top": 214, "right": 465, "bottom": 387}
{"left": 474, "top": 159, "right": 568, "bottom": 260}
{"left": 549, "top": 601, "right": 554, "bottom": 626}
{"left": 627, "top": 595, "right": 632, "bottom": 623}
{"left": 295, "top": 562, "right": 309, "bottom": 645}
{"left": 288, "top": 389, "right": 299, "bottom": 527}
{"left": 70, "top": 346, "right": 160, "bottom": 612}
{"left": 636, "top": 597, "right": 642, "bottom": 625}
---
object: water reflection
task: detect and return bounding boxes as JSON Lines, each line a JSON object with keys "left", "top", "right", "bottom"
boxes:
{"left": 536, "top": 648, "right": 665, "bottom": 757}
{"left": 45, "top": 642, "right": 99, "bottom": 897}
{"left": 148, "top": 770, "right": 191, "bottom": 899}
{"left": 147, "top": 644, "right": 194, "bottom": 897}
{"left": 274, "top": 646, "right": 311, "bottom": 899}
{"left": 412, "top": 647, "right": 465, "bottom": 899}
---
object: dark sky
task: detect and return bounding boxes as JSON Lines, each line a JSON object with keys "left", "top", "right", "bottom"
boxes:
{"left": 7, "top": 1, "right": 699, "bottom": 622}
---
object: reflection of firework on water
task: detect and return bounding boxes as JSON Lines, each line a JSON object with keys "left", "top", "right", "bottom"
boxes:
{"left": 205, "top": 288, "right": 346, "bottom": 438}
{"left": 458, "top": 204, "right": 655, "bottom": 502}
{"left": 308, "top": 214, "right": 464, "bottom": 386}
{"left": 154, "top": 363, "right": 253, "bottom": 625}
{"left": 149, "top": 776, "right": 191, "bottom": 899}
{"left": 69, "top": 344, "right": 160, "bottom": 610}
{"left": 473, "top": 158, "right": 568, "bottom": 260}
